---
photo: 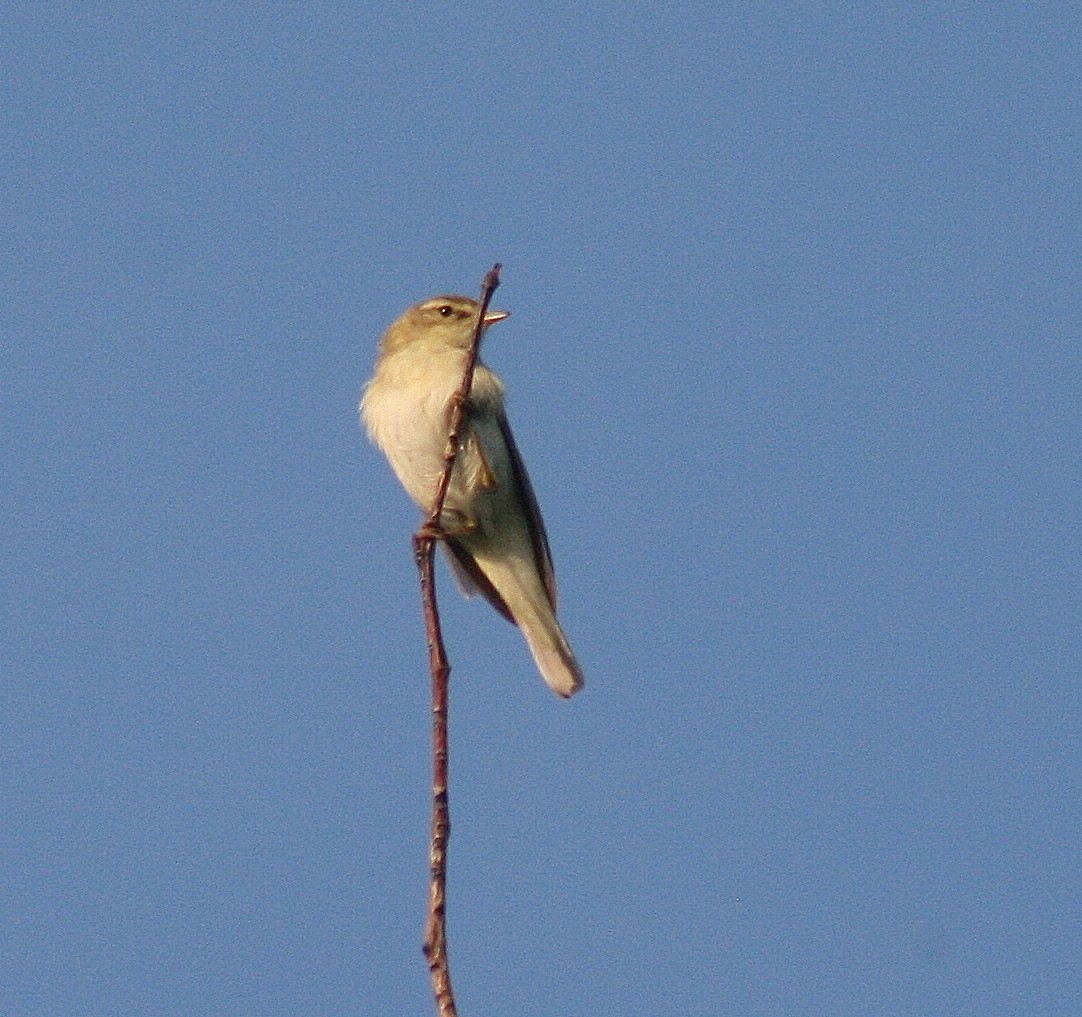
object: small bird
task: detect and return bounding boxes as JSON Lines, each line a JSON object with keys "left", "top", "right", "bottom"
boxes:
{"left": 360, "top": 294, "right": 584, "bottom": 698}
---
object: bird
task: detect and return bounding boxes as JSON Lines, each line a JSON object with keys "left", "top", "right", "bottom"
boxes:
{"left": 360, "top": 294, "right": 584, "bottom": 698}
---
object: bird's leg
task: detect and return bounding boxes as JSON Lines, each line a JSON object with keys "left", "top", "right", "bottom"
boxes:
{"left": 449, "top": 390, "right": 476, "bottom": 419}
{"left": 442, "top": 391, "right": 477, "bottom": 461}
{"left": 466, "top": 427, "right": 497, "bottom": 490}
{"left": 418, "top": 509, "right": 480, "bottom": 543}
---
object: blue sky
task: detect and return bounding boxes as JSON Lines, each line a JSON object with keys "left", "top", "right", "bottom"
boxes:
{"left": 3, "top": 4, "right": 1079, "bottom": 1015}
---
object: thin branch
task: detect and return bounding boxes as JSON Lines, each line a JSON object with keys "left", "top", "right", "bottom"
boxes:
{"left": 427, "top": 263, "right": 504, "bottom": 531}
{"left": 413, "top": 263, "right": 502, "bottom": 1017}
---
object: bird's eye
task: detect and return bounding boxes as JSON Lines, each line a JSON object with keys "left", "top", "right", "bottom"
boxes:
{"left": 437, "top": 305, "right": 454, "bottom": 317}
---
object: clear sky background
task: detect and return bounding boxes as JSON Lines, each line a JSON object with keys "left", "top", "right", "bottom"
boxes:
{"left": 3, "top": 4, "right": 1079, "bottom": 1015}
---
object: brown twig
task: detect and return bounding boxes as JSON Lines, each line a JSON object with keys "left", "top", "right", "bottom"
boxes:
{"left": 413, "top": 263, "right": 502, "bottom": 1017}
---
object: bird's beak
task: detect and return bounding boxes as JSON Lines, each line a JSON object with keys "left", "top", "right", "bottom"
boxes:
{"left": 483, "top": 308, "right": 510, "bottom": 325}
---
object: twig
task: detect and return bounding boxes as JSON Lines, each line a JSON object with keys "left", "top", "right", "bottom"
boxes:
{"left": 413, "top": 263, "right": 502, "bottom": 1017}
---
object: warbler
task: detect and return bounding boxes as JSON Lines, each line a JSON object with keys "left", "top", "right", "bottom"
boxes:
{"left": 360, "top": 295, "right": 584, "bottom": 698}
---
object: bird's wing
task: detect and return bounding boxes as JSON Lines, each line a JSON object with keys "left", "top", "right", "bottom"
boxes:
{"left": 496, "top": 414, "right": 558, "bottom": 609}
{"left": 442, "top": 411, "right": 558, "bottom": 620}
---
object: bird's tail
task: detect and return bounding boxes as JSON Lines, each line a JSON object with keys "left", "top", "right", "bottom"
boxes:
{"left": 516, "top": 601, "right": 585, "bottom": 699}
{"left": 449, "top": 540, "right": 585, "bottom": 698}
